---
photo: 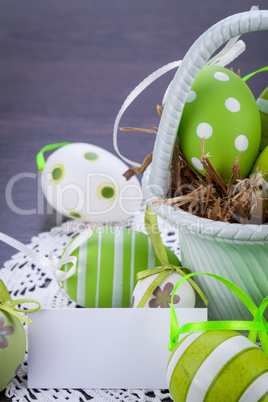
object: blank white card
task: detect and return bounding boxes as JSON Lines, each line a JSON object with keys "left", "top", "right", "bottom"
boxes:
{"left": 28, "top": 308, "right": 207, "bottom": 389}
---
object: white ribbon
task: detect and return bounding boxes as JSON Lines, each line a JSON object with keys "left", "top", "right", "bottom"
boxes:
{"left": 113, "top": 33, "right": 247, "bottom": 168}
{"left": 113, "top": 60, "right": 182, "bottom": 168}
{"left": 0, "top": 228, "right": 93, "bottom": 282}
{"left": 207, "top": 36, "right": 245, "bottom": 67}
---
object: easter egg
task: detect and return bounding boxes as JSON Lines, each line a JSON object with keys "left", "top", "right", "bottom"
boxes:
{"left": 257, "top": 87, "right": 268, "bottom": 153}
{"left": 0, "top": 310, "right": 26, "bottom": 392}
{"left": 40, "top": 143, "right": 143, "bottom": 223}
{"left": 131, "top": 271, "right": 195, "bottom": 308}
{"left": 177, "top": 65, "right": 261, "bottom": 182}
{"left": 251, "top": 146, "right": 268, "bottom": 197}
{"left": 167, "top": 330, "right": 268, "bottom": 402}
{"left": 60, "top": 226, "right": 180, "bottom": 308}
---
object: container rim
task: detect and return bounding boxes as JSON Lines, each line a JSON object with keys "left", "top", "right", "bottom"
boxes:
{"left": 142, "top": 166, "right": 268, "bottom": 242}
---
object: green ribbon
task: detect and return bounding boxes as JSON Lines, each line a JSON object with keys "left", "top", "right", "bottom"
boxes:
{"left": 136, "top": 207, "right": 208, "bottom": 308}
{"left": 242, "top": 66, "right": 268, "bottom": 82}
{"left": 168, "top": 272, "right": 268, "bottom": 356}
{"left": 0, "top": 280, "right": 41, "bottom": 324}
{"left": 36, "top": 142, "right": 70, "bottom": 171}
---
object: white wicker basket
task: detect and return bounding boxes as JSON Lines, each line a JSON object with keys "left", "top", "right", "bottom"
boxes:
{"left": 144, "top": 10, "right": 268, "bottom": 321}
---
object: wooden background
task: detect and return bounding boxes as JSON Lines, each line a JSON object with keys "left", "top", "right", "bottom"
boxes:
{"left": 1, "top": 0, "right": 267, "bottom": 268}
{"left": 0, "top": 0, "right": 267, "bottom": 398}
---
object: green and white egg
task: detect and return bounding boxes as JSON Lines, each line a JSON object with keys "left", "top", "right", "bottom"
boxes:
{"left": 251, "top": 146, "right": 268, "bottom": 198}
{"left": 41, "top": 143, "right": 143, "bottom": 223}
{"left": 167, "top": 330, "right": 268, "bottom": 402}
{"left": 177, "top": 65, "right": 261, "bottom": 182}
{"left": 0, "top": 311, "right": 26, "bottom": 392}
{"left": 257, "top": 87, "right": 268, "bottom": 153}
{"left": 131, "top": 271, "right": 195, "bottom": 308}
{"left": 60, "top": 226, "right": 180, "bottom": 308}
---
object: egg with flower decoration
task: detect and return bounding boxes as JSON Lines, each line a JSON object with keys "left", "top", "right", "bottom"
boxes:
{"left": 0, "top": 279, "right": 40, "bottom": 392}
{"left": 0, "top": 310, "right": 26, "bottom": 392}
{"left": 176, "top": 65, "right": 261, "bottom": 182}
{"left": 131, "top": 271, "right": 195, "bottom": 308}
{"left": 37, "top": 142, "right": 143, "bottom": 223}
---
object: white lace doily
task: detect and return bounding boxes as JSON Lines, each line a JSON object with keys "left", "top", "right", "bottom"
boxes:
{"left": 0, "top": 208, "right": 181, "bottom": 402}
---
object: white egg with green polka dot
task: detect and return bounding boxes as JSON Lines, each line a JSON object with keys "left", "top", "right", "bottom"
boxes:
{"left": 41, "top": 143, "right": 143, "bottom": 223}
{"left": 177, "top": 65, "right": 261, "bottom": 182}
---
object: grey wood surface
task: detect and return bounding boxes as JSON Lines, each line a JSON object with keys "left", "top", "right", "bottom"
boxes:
{"left": 0, "top": 0, "right": 267, "bottom": 267}
{"left": 0, "top": 0, "right": 267, "bottom": 399}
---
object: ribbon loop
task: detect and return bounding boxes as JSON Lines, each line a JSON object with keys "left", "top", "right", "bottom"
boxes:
{"left": 242, "top": 66, "right": 268, "bottom": 82}
{"left": 136, "top": 207, "right": 208, "bottom": 308}
{"left": 145, "top": 206, "right": 172, "bottom": 268}
{"left": 113, "top": 33, "right": 246, "bottom": 167}
{"left": 168, "top": 272, "right": 268, "bottom": 355}
{"left": 0, "top": 227, "right": 93, "bottom": 284}
{"left": 0, "top": 280, "right": 41, "bottom": 324}
{"left": 36, "top": 142, "right": 70, "bottom": 171}
{"left": 51, "top": 227, "right": 93, "bottom": 282}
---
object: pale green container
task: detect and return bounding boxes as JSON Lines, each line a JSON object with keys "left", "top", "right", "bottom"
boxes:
{"left": 143, "top": 10, "right": 268, "bottom": 321}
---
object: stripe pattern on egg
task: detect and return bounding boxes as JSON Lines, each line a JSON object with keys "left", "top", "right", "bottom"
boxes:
{"left": 60, "top": 226, "right": 180, "bottom": 308}
{"left": 167, "top": 330, "right": 268, "bottom": 402}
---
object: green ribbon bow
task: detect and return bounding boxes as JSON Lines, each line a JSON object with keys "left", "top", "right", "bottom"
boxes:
{"left": 136, "top": 206, "right": 208, "bottom": 308}
{"left": 168, "top": 272, "right": 268, "bottom": 356}
{"left": 0, "top": 280, "right": 41, "bottom": 324}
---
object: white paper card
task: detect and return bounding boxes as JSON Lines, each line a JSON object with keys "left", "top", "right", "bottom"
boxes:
{"left": 28, "top": 308, "right": 207, "bottom": 389}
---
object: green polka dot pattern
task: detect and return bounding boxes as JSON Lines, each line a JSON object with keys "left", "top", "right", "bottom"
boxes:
{"left": 177, "top": 65, "right": 261, "bottom": 182}
{"left": 101, "top": 186, "right": 115, "bottom": 199}
{"left": 69, "top": 211, "right": 82, "bottom": 219}
{"left": 52, "top": 167, "right": 63, "bottom": 181}
{"left": 49, "top": 164, "right": 65, "bottom": 183}
{"left": 84, "top": 152, "right": 99, "bottom": 161}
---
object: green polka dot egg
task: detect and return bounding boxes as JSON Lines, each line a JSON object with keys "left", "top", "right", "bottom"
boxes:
{"left": 60, "top": 226, "right": 180, "bottom": 308}
{"left": 167, "top": 330, "right": 268, "bottom": 402}
{"left": 177, "top": 65, "right": 261, "bottom": 182}
{"left": 0, "top": 310, "right": 26, "bottom": 392}
{"left": 41, "top": 143, "right": 142, "bottom": 223}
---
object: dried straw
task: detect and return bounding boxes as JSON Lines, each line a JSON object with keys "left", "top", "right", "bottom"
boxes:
{"left": 121, "top": 107, "right": 268, "bottom": 224}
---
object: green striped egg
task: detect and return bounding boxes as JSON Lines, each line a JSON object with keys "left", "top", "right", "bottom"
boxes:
{"left": 167, "top": 331, "right": 268, "bottom": 402}
{"left": 257, "top": 87, "right": 268, "bottom": 153}
{"left": 60, "top": 226, "right": 180, "bottom": 308}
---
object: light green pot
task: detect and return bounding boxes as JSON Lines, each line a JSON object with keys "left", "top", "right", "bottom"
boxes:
{"left": 143, "top": 10, "right": 268, "bottom": 321}
{"left": 143, "top": 166, "right": 268, "bottom": 321}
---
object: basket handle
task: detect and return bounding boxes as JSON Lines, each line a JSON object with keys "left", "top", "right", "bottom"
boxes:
{"left": 149, "top": 10, "right": 268, "bottom": 197}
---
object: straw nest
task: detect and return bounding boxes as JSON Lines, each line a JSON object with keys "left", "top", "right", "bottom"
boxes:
{"left": 122, "top": 105, "right": 268, "bottom": 225}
